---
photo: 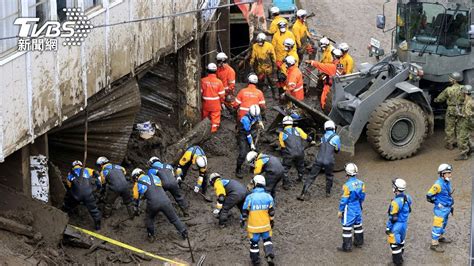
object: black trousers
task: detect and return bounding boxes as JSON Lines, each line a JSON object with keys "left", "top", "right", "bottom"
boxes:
{"left": 63, "top": 191, "right": 101, "bottom": 223}
{"left": 304, "top": 161, "right": 334, "bottom": 193}
{"left": 163, "top": 182, "right": 188, "bottom": 210}
{"left": 145, "top": 202, "right": 186, "bottom": 236}
{"left": 282, "top": 153, "right": 305, "bottom": 180}
{"left": 265, "top": 172, "right": 285, "bottom": 199}
{"left": 219, "top": 193, "right": 246, "bottom": 225}
{"left": 103, "top": 188, "right": 133, "bottom": 218}
{"left": 237, "top": 133, "right": 251, "bottom": 170}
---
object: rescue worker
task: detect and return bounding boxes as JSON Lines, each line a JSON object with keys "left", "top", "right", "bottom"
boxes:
{"left": 434, "top": 72, "right": 464, "bottom": 151}
{"left": 292, "top": 9, "right": 313, "bottom": 61}
{"left": 337, "top": 163, "right": 365, "bottom": 252}
{"left": 386, "top": 178, "right": 412, "bottom": 265}
{"left": 96, "top": 156, "right": 134, "bottom": 219}
{"left": 283, "top": 55, "right": 304, "bottom": 101}
{"left": 305, "top": 48, "right": 343, "bottom": 111}
{"left": 455, "top": 85, "right": 473, "bottom": 160}
{"left": 175, "top": 145, "right": 209, "bottom": 194}
{"left": 297, "top": 120, "right": 340, "bottom": 200}
{"left": 147, "top": 157, "right": 189, "bottom": 216}
{"left": 279, "top": 116, "right": 314, "bottom": 184}
{"left": 201, "top": 63, "right": 225, "bottom": 132}
{"left": 241, "top": 175, "right": 275, "bottom": 266}
{"left": 209, "top": 172, "right": 247, "bottom": 227}
{"left": 426, "top": 163, "right": 454, "bottom": 253}
{"left": 235, "top": 74, "right": 266, "bottom": 122}
{"left": 246, "top": 150, "right": 286, "bottom": 196}
{"left": 131, "top": 168, "right": 188, "bottom": 243}
{"left": 216, "top": 52, "right": 236, "bottom": 97}
{"left": 266, "top": 7, "right": 288, "bottom": 36}
{"left": 319, "top": 37, "right": 334, "bottom": 64}
{"left": 236, "top": 104, "right": 264, "bottom": 178}
{"left": 249, "top": 33, "right": 276, "bottom": 98}
{"left": 338, "top": 43, "right": 354, "bottom": 75}
{"left": 272, "top": 21, "right": 296, "bottom": 65}
{"left": 277, "top": 39, "right": 299, "bottom": 97}
{"left": 62, "top": 160, "right": 102, "bottom": 230}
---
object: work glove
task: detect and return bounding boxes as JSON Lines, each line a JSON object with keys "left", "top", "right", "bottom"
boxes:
{"left": 270, "top": 220, "right": 274, "bottom": 228}
{"left": 240, "top": 219, "right": 246, "bottom": 228}
{"left": 176, "top": 176, "right": 182, "bottom": 184}
{"left": 194, "top": 186, "right": 200, "bottom": 193}
{"left": 250, "top": 143, "right": 256, "bottom": 151}
{"left": 337, "top": 211, "right": 343, "bottom": 219}
{"left": 212, "top": 208, "right": 221, "bottom": 217}
{"left": 385, "top": 228, "right": 392, "bottom": 236}
{"left": 258, "top": 121, "right": 265, "bottom": 130}
{"left": 181, "top": 229, "right": 188, "bottom": 239}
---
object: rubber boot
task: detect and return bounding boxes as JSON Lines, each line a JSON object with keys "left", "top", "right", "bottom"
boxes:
{"left": 392, "top": 252, "right": 403, "bottom": 266}
{"left": 353, "top": 225, "right": 364, "bottom": 247}
{"left": 94, "top": 220, "right": 101, "bottom": 231}
{"left": 430, "top": 240, "right": 444, "bottom": 253}
{"left": 103, "top": 205, "right": 113, "bottom": 218}
{"left": 454, "top": 153, "right": 468, "bottom": 161}
{"left": 147, "top": 232, "right": 156, "bottom": 243}
{"left": 438, "top": 236, "right": 452, "bottom": 243}
{"left": 297, "top": 185, "right": 309, "bottom": 201}
{"left": 250, "top": 242, "right": 260, "bottom": 265}
{"left": 325, "top": 181, "right": 333, "bottom": 197}
{"left": 337, "top": 237, "right": 353, "bottom": 252}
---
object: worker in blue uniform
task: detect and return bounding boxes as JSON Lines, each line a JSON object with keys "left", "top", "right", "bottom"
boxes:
{"left": 175, "top": 145, "right": 208, "bottom": 194}
{"left": 386, "top": 178, "right": 412, "bottom": 265}
{"left": 241, "top": 175, "right": 275, "bottom": 266}
{"left": 426, "top": 163, "right": 454, "bottom": 253}
{"left": 337, "top": 163, "right": 365, "bottom": 252}
{"left": 147, "top": 156, "right": 188, "bottom": 216}
{"left": 246, "top": 150, "right": 286, "bottom": 199}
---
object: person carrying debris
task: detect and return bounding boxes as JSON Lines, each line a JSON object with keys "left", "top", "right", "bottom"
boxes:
{"left": 434, "top": 72, "right": 465, "bottom": 154}
{"left": 455, "top": 85, "right": 473, "bottom": 160}
{"left": 148, "top": 157, "right": 189, "bottom": 216}
{"left": 283, "top": 55, "right": 304, "bottom": 101}
{"left": 305, "top": 48, "right": 343, "bottom": 111}
{"left": 292, "top": 9, "right": 314, "bottom": 62}
{"left": 279, "top": 116, "right": 315, "bottom": 184}
{"left": 386, "top": 178, "right": 412, "bottom": 266}
{"left": 297, "top": 120, "right": 340, "bottom": 200}
{"left": 241, "top": 175, "right": 275, "bottom": 266}
{"left": 338, "top": 43, "right": 354, "bottom": 75}
{"left": 216, "top": 52, "right": 236, "bottom": 97}
{"left": 249, "top": 33, "right": 277, "bottom": 99}
{"left": 96, "top": 156, "right": 134, "bottom": 219}
{"left": 426, "top": 164, "right": 454, "bottom": 253}
{"left": 208, "top": 172, "right": 247, "bottom": 227}
{"left": 131, "top": 168, "right": 188, "bottom": 243}
{"left": 62, "top": 160, "right": 102, "bottom": 230}
{"left": 235, "top": 74, "right": 266, "bottom": 122}
{"left": 266, "top": 7, "right": 288, "bottom": 36}
{"left": 337, "top": 163, "right": 365, "bottom": 252}
{"left": 201, "top": 63, "right": 225, "bottom": 133}
{"left": 246, "top": 150, "right": 286, "bottom": 196}
{"left": 175, "top": 145, "right": 209, "bottom": 194}
{"left": 236, "top": 104, "right": 264, "bottom": 178}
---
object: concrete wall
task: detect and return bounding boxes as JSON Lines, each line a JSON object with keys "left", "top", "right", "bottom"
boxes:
{"left": 0, "top": 0, "right": 200, "bottom": 162}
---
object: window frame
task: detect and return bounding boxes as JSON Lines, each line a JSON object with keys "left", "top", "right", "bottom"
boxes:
{"left": 0, "top": 0, "right": 21, "bottom": 56}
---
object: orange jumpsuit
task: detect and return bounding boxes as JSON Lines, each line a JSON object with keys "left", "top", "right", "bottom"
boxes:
{"left": 310, "top": 60, "right": 337, "bottom": 109}
{"left": 285, "top": 65, "right": 304, "bottom": 100}
{"left": 217, "top": 63, "right": 236, "bottom": 95}
{"left": 235, "top": 84, "right": 266, "bottom": 121}
{"left": 201, "top": 74, "right": 225, "bottom": 132}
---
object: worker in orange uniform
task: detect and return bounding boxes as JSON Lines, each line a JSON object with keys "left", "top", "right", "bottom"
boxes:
{"left": 235, "top": 74, "right": 266, "bottom": 121}
{"left": 266, "top": 7, "right": 288, "bottom": 36}
{"left": 292, "top": 9, "right": 313, "bottom": 62}
{"left": 201, "top": 63, "right": 225, "bottom": 132}
{"left": 216, "top": 52, "right": 236, "bottom": 96}
{"left": 250, "top": 33, "right": 276, "bottom": 98}
{"left": 338, "top": 43, "right": 354, "bottom": 75}
{"left": 305, "top": 48, "right": 343, "bottom": 111}
{"left": 284, "top": 55, "right": 304, "bottom": 101}
{"left": 276, "top": 38, "right": 299, "bottom": 98}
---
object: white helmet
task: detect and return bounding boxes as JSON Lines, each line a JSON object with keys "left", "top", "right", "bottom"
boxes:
{"left": 338, "top": 42, "right": 349, "bottom": 52}
{"left": 283, "top": 38, "right": 295, "bottom": 49}
{"left": 324, "top": 120, "right": 336, "bottom": 130}
{"left": 320, "top": 37, "right": 330, "bottom": 47}
{"left": 248, "top": 73, "right": 259, "bottom": 84}
{"left": 209, "top": 172, "right": 221, "bottom": 185}
{"left": 148, "top": 156, "right": 161, "bottom": 166}
{"left": 131, "top": 168, "right": 144, "bottom": 181}
{"left": 270, "top": 6, "right": 280, "bottom": 15}
{"left": 246, "top": 151, "right": 259, "bottom": 164}
{"left": 253, "top": 175, "right": 266, "bottom": 187}
{"left": 282, "top": 116, "right": 293, "bottom": 125}
{"left": 216, "top": 52, "right": 228, "bottom": 61}
{"left": 284, "top": 55, "right": 296, "bottom": 66}
{"left": 296, "top": 9, "right": 307, "bottom": 18}
{"left": 345, "top": 163, "right": 358, "bottom": 176}
{"left": 196, "top": 156, "right": 207, "bottom": 168}
{"left": 392, "top": 178, "right": 407, "bottom": 192}
{"left": 256, "top": 33, "right": 266, "bottom": 42}
{"left": 249, "top": 104, "right": 261, "bottom": 117}
{"left": 278, "top": 21, "right": 287, "bottom": 29}
{"left": 207, "top": 63, "right": 217, "bottom": 72}
{"left": 437, "top": 163, "right": 452, "bottom": 174}
{"left": 72, "top": 160, "right": 83, "bottom": 167}
{"left": 96, "top": 156, "right": 109, "bottom": 166}
{"left": 332, "top": 48, "right": 343, "bottom": 58}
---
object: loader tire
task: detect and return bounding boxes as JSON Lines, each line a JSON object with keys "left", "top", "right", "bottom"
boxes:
{"left": 367, "top": 98, "right": 428, "bottom": 160}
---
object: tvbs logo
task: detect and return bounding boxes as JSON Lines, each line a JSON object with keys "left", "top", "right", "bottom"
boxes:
{"left": 14, "top": 8, "right": 93, "bottom": 51}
